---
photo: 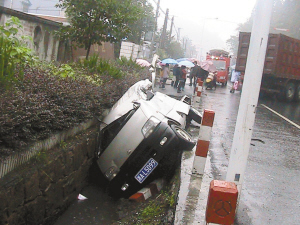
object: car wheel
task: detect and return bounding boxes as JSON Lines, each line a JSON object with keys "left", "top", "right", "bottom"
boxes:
{"left": 171, "top": 124, "right": 195, "bottom": 151}
{"left": 187, "top": 107, "right": 202, "bottom": 124}
{"left": 284, "top": 82, "right": 295, "bottom": 102}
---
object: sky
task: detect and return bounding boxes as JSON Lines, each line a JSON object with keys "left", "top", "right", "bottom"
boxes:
{"left": 153, "top": 0, "right": 257, "bottom": 59}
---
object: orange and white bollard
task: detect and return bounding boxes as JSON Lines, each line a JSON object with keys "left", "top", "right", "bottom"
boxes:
{"left": 192, "top": 109, "right": 215, "bottom": 176}
{"left": 205, "top": 180, "right": 238, "bottom": 225}
{"left": 193, "top": 78, "right": 203, "bottom": 108}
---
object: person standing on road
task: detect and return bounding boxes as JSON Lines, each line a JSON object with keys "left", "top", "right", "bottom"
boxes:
{"left": 173, "top": 64, "right": 180, "bottom": 88}
{"left": 177, "top": 65, "right": 187, "bottom": 93}
{"left": 199, "top": 67, "right": 209, "bottom": 82}
{"left": 161, "top": 63, "right": 170, "bottom": 89}
{"left": 190, "top": 61, "right": 200, "bottom": 86}
{"left": 230, "top": 69, "right": 241, "bottom": 93}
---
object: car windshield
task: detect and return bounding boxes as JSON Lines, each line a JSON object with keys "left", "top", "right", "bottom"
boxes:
{"left": 212, "top": 60, "right": 226, "bottom": 70}
{"left": 100, "top": 106, "right": 139, "bottom": 153}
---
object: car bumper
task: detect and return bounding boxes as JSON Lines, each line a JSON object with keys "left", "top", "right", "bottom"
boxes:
{"left": 106, "top": 121, "right": 182, "bottom": 198}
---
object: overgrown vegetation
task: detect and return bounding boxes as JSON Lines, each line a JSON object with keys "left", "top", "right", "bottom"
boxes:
{"left": 0, "top": 17, "right": 37, "bottom": 90}
{"left": 0, "top": 18, "right": 151, "bottom": 159}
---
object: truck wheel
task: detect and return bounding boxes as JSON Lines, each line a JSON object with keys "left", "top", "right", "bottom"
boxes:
{"left": 187, "top": 107, "right": 202, "bottom": 124}
{"left": 294, "top": 84, "right": 300, "bottom": 102}
{"left": 284, "top": 82, "right": 295, "bottom": 102}
{"left": 171, "top": 124, "right": 195, "bottom": 151}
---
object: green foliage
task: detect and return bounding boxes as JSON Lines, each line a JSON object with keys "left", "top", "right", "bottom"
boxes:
{"left": 165, "top": 41, "right": 185, "bottom": 59}
{"left": 126, "top": 0, "right": 155, "bottom": 44}
{"left": 227, "top": 0, "right": 300, "bottom": 54}
{"left": 56, "top": 0, "right": 145, "bottom": 59}
{"left": 78, "top": 55, "right": 124, "bottom": 79}
{"left": 0, "top": 16, "right": 37, "bottom": 89}
{"left": 55, "top": 64, "right": 76, "bottom": 79}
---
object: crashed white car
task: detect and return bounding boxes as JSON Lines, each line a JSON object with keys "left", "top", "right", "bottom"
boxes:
{"left": 95, "top": 79, "right": 202, "bottom": 198}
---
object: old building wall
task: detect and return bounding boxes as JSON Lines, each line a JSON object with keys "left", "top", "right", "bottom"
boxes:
{"left": 0, "top": 8, "right": 60, "bottom": 62}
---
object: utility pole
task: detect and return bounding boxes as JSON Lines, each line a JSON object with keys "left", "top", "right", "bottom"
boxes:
{"left": 226, "top": 0, "right": 274, "bottom": 194}
{"left": 169, "top": 16, "right": 174, "bottom": 42}
{"left": 177, "top": 28, "right": 181, "bottom": 42}
{"left": 160, "top": 8, "right": 169, "bottom": 49}
{"left": 149, "top": 0, "right": 160, "bottom": 60}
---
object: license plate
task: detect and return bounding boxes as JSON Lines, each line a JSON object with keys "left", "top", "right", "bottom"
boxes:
{"left": 219, "top": 76, "right": 225, "bottom": 79}
{"left": 135, "top": 158, "right": 158, "bottom": 184}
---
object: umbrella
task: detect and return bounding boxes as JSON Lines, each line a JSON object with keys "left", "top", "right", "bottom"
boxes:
{"left": 136, "top": 59, "right": 151, "bottom": 67}
{"left": 161, "top": 58, "right": 178, "bottom": 65}
{"left": 178, "top": 60, "right": 195, "bottom": 68}
{"left": 188, "top": 58, "right": 201, "bottom": 65}
{"left": 176, "top": 58, "right": 189, "bottom": 62}
{"left": 200, "top": 60, "right": 217, "bottom": 72}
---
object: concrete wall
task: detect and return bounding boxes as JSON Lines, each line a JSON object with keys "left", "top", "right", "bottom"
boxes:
{"left": 0, "top": 124, "right": 98, "bottom": 225}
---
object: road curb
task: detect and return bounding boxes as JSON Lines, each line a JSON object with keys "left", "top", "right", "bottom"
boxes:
{"left": 129, "top": 179, "right": 165, "bottom": 202}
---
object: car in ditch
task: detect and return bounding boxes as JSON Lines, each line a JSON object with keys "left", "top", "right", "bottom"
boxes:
{"left": 95, "top": 79, "right": 202, "bottom": 198}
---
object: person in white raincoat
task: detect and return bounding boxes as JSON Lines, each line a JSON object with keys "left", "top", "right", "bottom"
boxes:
{"left": 230, "top": 69, "right": 241, "bottom": 93}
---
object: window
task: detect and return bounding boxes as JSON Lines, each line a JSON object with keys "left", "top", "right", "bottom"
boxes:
{"left": 0, "top": 0, "right": 5, "bottom": 7}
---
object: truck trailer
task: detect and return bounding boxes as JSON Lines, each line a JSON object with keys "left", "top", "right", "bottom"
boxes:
{"left": 236, "top": 32, "right": 300, "bottom": 102}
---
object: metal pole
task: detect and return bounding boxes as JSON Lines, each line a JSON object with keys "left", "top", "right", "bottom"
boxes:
{"left": 226, "top": 0, "right": 274, "bottom": 193}
{"left": 169, "top": 16, "right": 174, "bottom": 41}
{"left": 160, "top": 8, "right": 169, "bottom": 49}
{"left": 149, "top": 0, "right": 160, "bottom": 60}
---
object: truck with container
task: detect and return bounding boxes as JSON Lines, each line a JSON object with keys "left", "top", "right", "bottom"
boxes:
{"left": 236, "top": 32, "right": 300, "bottom": 102}
{"left": 206, "top": 49, "right": 231, "bottom": 86}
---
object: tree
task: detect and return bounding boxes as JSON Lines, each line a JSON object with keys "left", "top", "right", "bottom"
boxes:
{"left": 165, "top": 41, "right": 184, "bottom": 59}
{"left": 126, "top": 0, "right": 155, "bottom": 44}
{"left": 56, "top": 0, "right": 145, "bottom": 59}
{"left": 227, "top": 0, "right": 300, "bottom": 55}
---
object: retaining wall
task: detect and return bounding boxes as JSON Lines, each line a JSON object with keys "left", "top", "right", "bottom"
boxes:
{"left": 0, "top": 121, "right": 99, "bottom": 225}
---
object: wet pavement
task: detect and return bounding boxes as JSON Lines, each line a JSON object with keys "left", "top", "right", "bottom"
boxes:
{"left": 159, "top": 79, "right": 300, "bottom": 224}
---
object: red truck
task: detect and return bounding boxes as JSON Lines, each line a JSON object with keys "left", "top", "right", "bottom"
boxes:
{"left": 206, "top": 49, "right": 231, "bottom": 86}
{"left": 236, "top": 32, "right": 300, "bottom": 102}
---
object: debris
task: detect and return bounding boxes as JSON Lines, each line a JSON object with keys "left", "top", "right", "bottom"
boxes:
{"left": 77, "top": 194, "right": 88, "bottom": 200}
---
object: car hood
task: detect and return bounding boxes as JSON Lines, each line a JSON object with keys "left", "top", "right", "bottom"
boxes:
{"left": 102, "top": 79, "right": 189, "bottom": 126}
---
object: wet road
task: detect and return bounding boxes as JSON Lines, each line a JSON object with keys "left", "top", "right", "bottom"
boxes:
{"left": 194, "top": 84, "right": 300, "bottom": 224}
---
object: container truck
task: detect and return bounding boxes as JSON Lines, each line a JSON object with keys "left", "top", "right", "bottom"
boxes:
{"left": 236, "top": 32, "right": 300, "bottom": 102}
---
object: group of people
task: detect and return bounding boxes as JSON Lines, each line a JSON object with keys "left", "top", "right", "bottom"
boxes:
{"left": 160, "top": 61, "right": 210, "bottom": 93}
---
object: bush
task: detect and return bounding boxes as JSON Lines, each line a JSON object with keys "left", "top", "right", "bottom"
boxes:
{"left": 0, "top": 16, "right": 37, "bottom": 90}
{"left": 0, "top": 60, "right": 151, "bottom": 158}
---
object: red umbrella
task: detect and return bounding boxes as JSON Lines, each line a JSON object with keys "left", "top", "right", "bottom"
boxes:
{"left": 200, "top": 60, "right": 217, "bottom": 72}
{"left": 136, "top": 59, "right": 151, "bottom": 67}
{"left": 188, "top": 58, "right": 201, "bottom": 65}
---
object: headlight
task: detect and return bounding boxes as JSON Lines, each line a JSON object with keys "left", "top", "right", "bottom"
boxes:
{"left": 142, "top": 116, "right": 160, "bottom": 138}
{"left": 105, "top": 166, "right": 119, "bottom": 180}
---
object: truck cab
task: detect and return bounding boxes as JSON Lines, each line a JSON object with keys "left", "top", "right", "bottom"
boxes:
{"left": 206, "top": 50, "right": 231, "bottom": 86}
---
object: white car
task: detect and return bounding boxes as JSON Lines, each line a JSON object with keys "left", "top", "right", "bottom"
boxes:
{"left": 95, "top": 79, "right": 202, "bottom": 198}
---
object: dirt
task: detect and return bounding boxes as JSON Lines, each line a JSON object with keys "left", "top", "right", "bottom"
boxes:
{"left": 111, "top": 168, "right": 181, "bottom": 225}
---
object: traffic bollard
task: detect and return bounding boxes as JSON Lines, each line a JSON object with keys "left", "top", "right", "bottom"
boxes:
{"left": 192, "top": 109, "right": 215, "bottom": 176}
{"left": 205, "top": 180, "right": 238, "bottom": 225}
{"left": 193, "top": 78, "right": 203, "bottom": 108}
